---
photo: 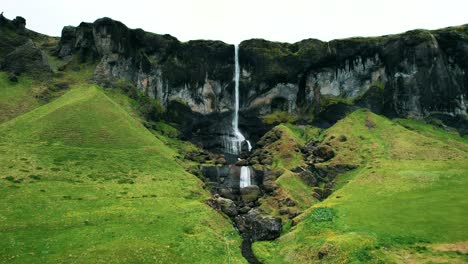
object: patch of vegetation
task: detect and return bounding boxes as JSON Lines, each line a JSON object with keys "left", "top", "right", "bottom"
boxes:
{"left": 0, "top": 85, "right": 245, "bottom": 263}
{"left": 253, "top": 109, "right": 468, "bottom": 263}
{"left": 309, "top": 207, "right": 335, "bottom": 222}
{"left": 262, "top": 110, "right": 298, "bottom": 125}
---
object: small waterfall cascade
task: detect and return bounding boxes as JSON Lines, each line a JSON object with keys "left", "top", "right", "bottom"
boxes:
{"left": 224, "top": 44, "right": 252, "bottom": 155}
{"left": 239, "top": 166, "right": 251, "bottom": 188}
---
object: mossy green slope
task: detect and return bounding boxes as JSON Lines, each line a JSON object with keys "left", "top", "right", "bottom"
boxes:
{"left": 253, "top": 109, "right": 468, "bottom": 263}
{"left": 0, "top": 72, "right": 40, "bottom": 123}
{"left": 0, "top": 86, "right": 245, "bottom": 263}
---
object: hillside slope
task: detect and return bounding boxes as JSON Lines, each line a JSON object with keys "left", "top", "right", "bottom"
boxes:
{"left": 0, "top": 86, "right": 245, "bottom": 263}
{"left": 253, "top": 109, "right": 468, "bottom": 263}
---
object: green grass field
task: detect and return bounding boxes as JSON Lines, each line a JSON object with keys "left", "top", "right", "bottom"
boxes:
{"left": 0, "top": 85, "right": 245, "bottom": 263}
{"left": 253, "top": 109, "right": 468, "bottom": 263}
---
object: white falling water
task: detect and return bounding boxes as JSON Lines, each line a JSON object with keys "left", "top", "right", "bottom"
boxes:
{"left": 239, "top": 166, "right": 251, "bottom": 188}
{"left": 224, "top": 44, "right": 252, "bottom": 155}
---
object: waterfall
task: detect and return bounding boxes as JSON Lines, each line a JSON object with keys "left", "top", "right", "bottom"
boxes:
{"left": 240, "top": 166, "right": 251, "bottom": 188}
{"left": 224, "top": 44, "right": 252, "bottom": 155}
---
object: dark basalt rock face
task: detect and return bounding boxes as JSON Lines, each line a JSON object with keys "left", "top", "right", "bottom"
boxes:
{"left": 2, "top": 15, "right": 466, "bottom": 143}
{"left": 0, "top": 14, "right": 52, "bottom": 76}
{"left": 2, "top": 39, "right": 52, "bottom": 75}
{"left": 55, "top": 17, "right": 467, "bottom": 139}
{"left": 240, "top": 28, "right": 468, "bottom": 128}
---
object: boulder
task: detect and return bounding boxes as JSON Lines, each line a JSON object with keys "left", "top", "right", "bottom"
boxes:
{"left": 207, "top": 197, "right": 238, "bottom": 217}
{"left": 278, "top": 197, "right": 296, "bottom": 207}
{"left": 216, "top": 197, "right": 238, "bottom": 217}
{"left": 312, "top": 145, "right": 335, "bottom": 162}
{"left": 1, "top": 39, "right": 52, "bottom": 76}
{"left": 218, "top": 187, "right": 236, "bottom": 200}
{"left": 240, "top": 185, "right": 261, "bottom": 203}
{"left": 299, "top": 170, "right": 318, "bottom": 186}
{"left": 235, "top": 209, "right": 282, "bottom": 241}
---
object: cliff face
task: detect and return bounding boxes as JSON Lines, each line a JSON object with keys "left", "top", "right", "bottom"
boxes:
{"left": 1, "top": 15, "right": 466, "bottom": 143}
{"left": 57, "top": 18, "right": 236, "bottom": 115}
{"left": 57, "top": 18, "right": 467, "bottom": 122}
{"left": 240, "top": 29, "right": 468, "bottom": 119}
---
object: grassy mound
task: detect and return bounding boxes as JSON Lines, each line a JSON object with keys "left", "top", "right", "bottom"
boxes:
{"left": 0, "top": 86, "right": 244, "bottom": 263}
{"left": 253, "top": 109, "right": 468, "bottom": 263}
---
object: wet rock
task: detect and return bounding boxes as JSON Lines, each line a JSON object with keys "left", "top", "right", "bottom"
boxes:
{"left": 240, "top": 185, "right": 261, "bottom": 203}
{"left": 218, "top": 187, "right": 236, "bottom": 200}
{"left": 238, "top": 206, "right": 251, "bottom": 214}
{"left": 235, "top": 209, "right": 282, "bottom": 241}
{"left": 312, "top": 191, "right": 321, "bottom": 200}
{"left": 216, "top": 197, "right": 238, "bottom": 216}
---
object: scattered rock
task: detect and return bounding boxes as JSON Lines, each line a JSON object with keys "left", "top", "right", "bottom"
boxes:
{"left": 262, "top": 180, "right": 278, "bottom": 193}
{"left": 260, "top": 157, "right": 273, "bottom": 165}
{"left": 322, "top": 188, "right": 333, "bottom": 199}
{"left": 312, "top": 192, "right": 321, "bottom": 200}
{"left": 288, "top": 210, "right": 301, "bottom": 219}
{"left": 291, "top": 166, "right": 305, "bottom": 173}
{"left": 299, "top": 170, "right": 318, "bottom": 186}
{"left": 338, "top": 135, "right": 347, "bottom": 142}
{"left": 278, "top": 197, "right": 296, "bottom": 207}
{"left": 313, "top": 145, "right": 335, "bottom": 162}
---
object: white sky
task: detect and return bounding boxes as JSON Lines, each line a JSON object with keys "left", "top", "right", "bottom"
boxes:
{"left": 2, "top": 0, "right": 468, "bottom": 44}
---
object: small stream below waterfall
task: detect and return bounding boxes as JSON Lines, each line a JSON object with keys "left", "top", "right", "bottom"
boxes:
{"left": 217, "top": 44, "right": 261, "bottom": 263}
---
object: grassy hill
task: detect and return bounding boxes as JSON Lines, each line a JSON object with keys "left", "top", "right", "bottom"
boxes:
{"left": 253, "top": 109, "right": 468, "bottom": 263}
{"left": 0, "top": 85, "right": 245, "bottom": 263}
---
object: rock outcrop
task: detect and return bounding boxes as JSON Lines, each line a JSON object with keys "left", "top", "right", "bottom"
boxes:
{"left": 235, "top": 208, "right": 282, "bottom": 241}
{"left": 0, "top": 14, "right": 52, "bottom": 76}
{"left": 2, "top": 15, "right": 467, "bottom": 141}
{"left": 55, "top": 17, "right": 467, "bottom": 137}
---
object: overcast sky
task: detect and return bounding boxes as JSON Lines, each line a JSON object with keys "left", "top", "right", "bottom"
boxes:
{"left": 2, "top": 0, "right": 468, "bottom": 44}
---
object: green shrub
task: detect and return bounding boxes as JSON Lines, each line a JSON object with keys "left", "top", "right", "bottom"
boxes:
{"left": 310, "top": 207, "right": 335, "bottom": 222}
